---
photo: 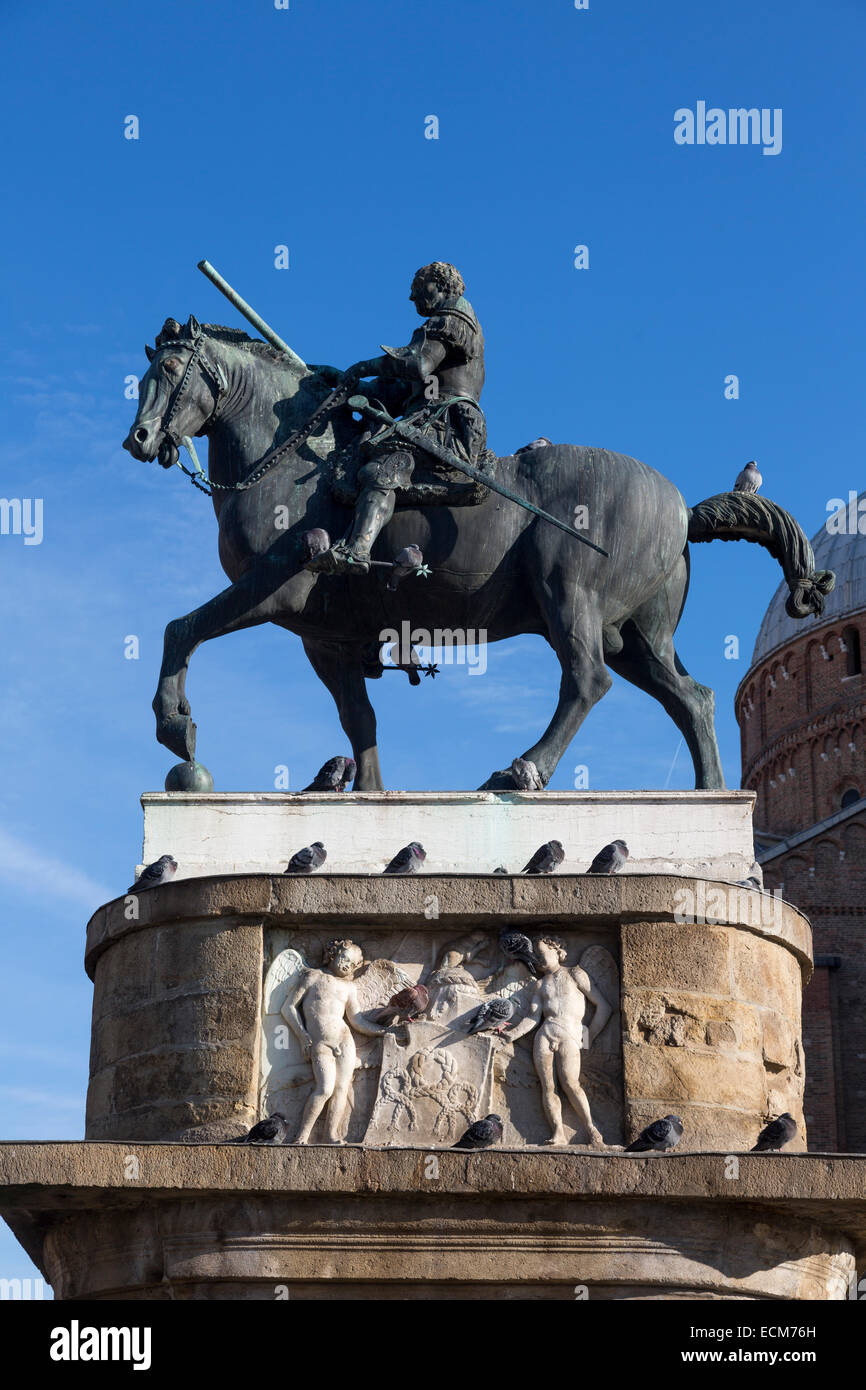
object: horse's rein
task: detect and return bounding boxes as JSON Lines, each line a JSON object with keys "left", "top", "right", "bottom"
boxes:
{"left": 157, "top": 339, "right": 356, "bottom": 498}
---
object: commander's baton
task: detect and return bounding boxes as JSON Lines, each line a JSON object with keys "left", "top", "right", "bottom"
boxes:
{"left": 347, "top": 396, "right": 609, "bottom": 557}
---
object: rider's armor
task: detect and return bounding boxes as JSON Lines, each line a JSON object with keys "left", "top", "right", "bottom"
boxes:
{"left": 321, "top": 294, "right": 487, "bottom": 574}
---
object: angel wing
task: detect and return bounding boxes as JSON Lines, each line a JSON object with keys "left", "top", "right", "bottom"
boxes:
{"left": 575, "top": 945, "right": 620, "bottom": 1048}
{"left": 260, "top": 946, "right": 311, "bottom": 1115}
{"left": 354, "top": 958, "right": 415, "bottom": 1015}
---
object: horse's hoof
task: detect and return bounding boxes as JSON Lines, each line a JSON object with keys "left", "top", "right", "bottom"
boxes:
{"left": 477, "top": 768, "right": 520, "bottom": 791}
{"left": 165, "top": 760, "right": 214, "bottom": 792}
{"left": 156, "top": 713, "right": 197, "bottom": 763}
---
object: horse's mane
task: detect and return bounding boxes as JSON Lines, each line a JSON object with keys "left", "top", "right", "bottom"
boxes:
{"left": 200, "top": 324, "right": 284, "bottom": 362}
{"left": 155, "top": 316, "right": 287, "bottom": 363}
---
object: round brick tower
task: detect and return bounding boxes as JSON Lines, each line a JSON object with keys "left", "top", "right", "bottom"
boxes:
{"left": 735, "top": 495, "right": 866, "bottom": 1152}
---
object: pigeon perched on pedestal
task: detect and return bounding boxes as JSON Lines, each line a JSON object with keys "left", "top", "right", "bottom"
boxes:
{"left": 376, "top": 983, "right": 430, "bottom": 1024}
{"left": 736, "top": 876, "right": 762, "bottom": 889}
{"left": 452, "top": 1114, "right": 504, "bottom": 1150}
{"left": 231, "top": 1113, "right": 288, "bottom": 1145}
{"left": 587, "top": 840, "right": 629, "bottom": 875}
{"left": 466, "top": 997, "right": 514, "bottom": 1035}
{"left": 624, "top": 1114, "right": 683, "bottom": 1153}
{"left": 492, "top": 866, "right": 509, "bottom": 876}
{"left": 733, "top": 460, "right": 762, "bottom": 494}
{"left": 303, "top": 756, "right": 356, "bottom": 792}
{"left": 284, "top": 841, "right": 327, "bottom": 875}
{"left": 128, "top": 854, "right": 177, "bottom": 895}
{"left": 383, "top": 842, "right": 426, "bottom": 874}
{"left": 751, "top": 1113, "right": 797, "bottom": 1152}
{"left": 387, "top": 543, "right": 424, "bottom": 591}
{"left": 521, "top": 840, "right": 564, "bottom": 874}
{"left": 511, "top": 757, "right": 544, "bottom": 790}
{"left": 499, "top": 930, "right": 542, "bottom": 977}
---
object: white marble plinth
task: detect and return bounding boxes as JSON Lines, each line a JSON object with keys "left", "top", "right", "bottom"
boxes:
{"left": 138, "top": 790, "right": 758, "bottom": 882}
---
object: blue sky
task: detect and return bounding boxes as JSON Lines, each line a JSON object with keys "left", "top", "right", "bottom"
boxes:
{"left": 0, "top": 0, "right": 863, "bottom": 1285}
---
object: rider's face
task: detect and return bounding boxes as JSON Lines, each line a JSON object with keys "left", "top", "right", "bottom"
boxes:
{"left": 410, "top": 278, "right": 442, "bottom": 315}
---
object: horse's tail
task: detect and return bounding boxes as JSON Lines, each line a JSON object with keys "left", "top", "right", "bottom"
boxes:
{"left": 687, "top": 492, "right": 835, "bottom": 619}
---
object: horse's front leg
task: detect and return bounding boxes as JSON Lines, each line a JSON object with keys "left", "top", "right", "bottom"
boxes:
{"left": 301, "top": 637, "right": 384, "bottom": 790}
{"left": 154, "top": 569, "right": 285, "bottom": 762}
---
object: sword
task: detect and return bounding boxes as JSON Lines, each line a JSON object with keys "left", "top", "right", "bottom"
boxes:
{"left": 347, "top": 396, "right": 609, "bottom": 556}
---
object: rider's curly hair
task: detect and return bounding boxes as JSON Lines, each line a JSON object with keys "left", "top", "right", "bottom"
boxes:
{"left": 412, "top": 262, "right": 465, "bottom": 299}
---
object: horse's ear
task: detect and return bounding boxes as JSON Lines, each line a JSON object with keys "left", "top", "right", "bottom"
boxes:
{"left": 157, "top": 317, "right": 182, "bottom": 346}
{"left": 144, "top": 344, "right": 155, "bottom": 362}
{"left": 187, "top": 315, "right": 201, "bottom": 339}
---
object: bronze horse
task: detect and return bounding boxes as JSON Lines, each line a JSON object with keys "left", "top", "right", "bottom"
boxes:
{"left": 123, "top": 316, "right": 833, "bottom": 790}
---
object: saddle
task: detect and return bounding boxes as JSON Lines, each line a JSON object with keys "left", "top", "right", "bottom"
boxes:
{"left": 328, "top": 434, "right": 498, "bottom": 508}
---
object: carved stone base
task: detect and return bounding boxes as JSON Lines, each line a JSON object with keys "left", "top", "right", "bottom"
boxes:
{"left": 1, "top": 1146, "right": 863, "bottom": 1301}
{"left": 84, "top": 873, "right": 811, "bottom": 1151}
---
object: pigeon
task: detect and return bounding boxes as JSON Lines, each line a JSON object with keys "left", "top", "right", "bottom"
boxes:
{"left": 376, "top": 983, "right": 430, "bottom": 1024}
{"left": 521, "top": 840, "right": 565, "bottom": 874}
{"left": 230, "top": 1112, "right": 288, "bottom": 1145}
{"left": 303, "top": 755, "right": 356, "bottom": 792}
{"left": 382, "top": 842, "right": 426, "bottom": 874}
{"left": 733, "top": 460, "right": 762, "bottom": 494}
{"left": 624, "top": 1114, "right": 684, "bottom": 1153}
{"left": 466, "top": 997, "right": 514, "bottom": 1035}
{"left": 736, "top": 876, "right": 762, "bottom": 889}
{"left": 499, "top": 930, "right": 542, "bottom": 977}
{"left": 751, "top": 1112, "right": 797, "bottom": 1152}
{"left": 587, "top": 840, "right": 629, "bottom": 875}
{"left": 492, "top": 866, "right": 509, "bottom": 875}
{"left": 387, "top": 543, "right": 424, "bottom": 591}
{"left": 301, "top": 527, "right": 330, "bottom": 564}
{"left": 285, "top": 841, "right": 327, "bottom": 875}
{"left": 515, "top": 437, "right": 552, "bottom": 455}
{"left": 511, "top": 757, "right": 544, "bottom": 791}
{"left": 128, "top": 854, "right": 177, "bottom": 894}
{"left": 452, "top": 1113, "right": 504, "bottom": 1150}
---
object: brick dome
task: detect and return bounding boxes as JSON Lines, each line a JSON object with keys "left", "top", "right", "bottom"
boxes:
{"left": 736, "top": 498, "right": 866, "bottom": 1153}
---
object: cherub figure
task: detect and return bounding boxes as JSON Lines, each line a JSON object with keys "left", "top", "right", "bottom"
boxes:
{"left": 507, "top": 937, "right": 613, "bottom": 1147}
{"left": 280, "top": 938, "right": 392, "bottom": 1144}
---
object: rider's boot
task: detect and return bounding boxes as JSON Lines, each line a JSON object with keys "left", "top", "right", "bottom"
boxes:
{"left": 307, "top": 486, "right": 396, "bottom": 575}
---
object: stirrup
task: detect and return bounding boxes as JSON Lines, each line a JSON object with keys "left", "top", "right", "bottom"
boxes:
{"left": 305, "top": 541, "right": 370, "bottom": 576}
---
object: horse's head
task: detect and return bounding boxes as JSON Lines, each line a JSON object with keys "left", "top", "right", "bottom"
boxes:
{"left": 122, "top": 315, "right": 228, "bottom": 468}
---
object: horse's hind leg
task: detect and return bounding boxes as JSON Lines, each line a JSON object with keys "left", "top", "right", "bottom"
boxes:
{"left": 607, "top": 558, "right": 724, "bottom": 789}
{"left": 301, "top": 637, "right": 384, "bottom": 790}
{"left": 481, "top": 601, "right": 612, "bottom": 788}
{"left": 154, "top": 568, "right": 286, "bottom": 762}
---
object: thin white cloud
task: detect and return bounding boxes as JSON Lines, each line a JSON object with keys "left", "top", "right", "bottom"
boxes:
{"left": 0, "top": 1086, "right": 82, "bottom": 1112}
{"left": 0, "top": 827, "right": 111, "bottom": 910}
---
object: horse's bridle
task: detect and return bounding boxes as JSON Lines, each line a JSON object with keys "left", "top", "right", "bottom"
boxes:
{"left": 158, "top": 334, "right": 226, "bottom": 451}
{"left": 150, "top": 332, "right": 359, "bottom": 496}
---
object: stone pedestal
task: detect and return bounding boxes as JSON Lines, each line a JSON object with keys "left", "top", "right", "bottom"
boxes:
{"left": 1, "top": 1146, "right": 864, "bottom": 1300}
{"left": 84, "top": 872, "right": 809, "bottom": 1151}
{"left": 138, "top": 789, "right": 758, "bottom": 880}
{"left": 3, "top": 790, "right": 863, "bottom": 1301}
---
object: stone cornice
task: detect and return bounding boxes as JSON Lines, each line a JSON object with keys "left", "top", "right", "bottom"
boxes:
{"left": 84, "top": 872, "right": 814, "bottom": 979}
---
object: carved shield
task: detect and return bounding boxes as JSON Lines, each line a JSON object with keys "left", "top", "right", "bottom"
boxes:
{"left": 364, "top": 1019, "right": 497, "bottom": 1147}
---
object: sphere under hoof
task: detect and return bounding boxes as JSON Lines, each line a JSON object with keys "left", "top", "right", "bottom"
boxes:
{"left": 164, "top": 760, "right": 214, "bottom": 793}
